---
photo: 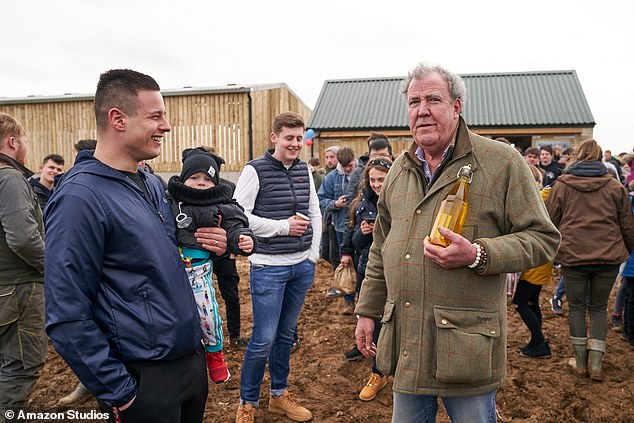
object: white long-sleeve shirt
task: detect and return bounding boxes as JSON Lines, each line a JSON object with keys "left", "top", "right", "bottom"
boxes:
{"left": 233, "top": 164, "right": 322, "bottom": 266}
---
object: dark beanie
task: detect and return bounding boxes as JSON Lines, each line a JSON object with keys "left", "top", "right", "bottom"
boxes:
{"left": 180, "top": 148, "right": 220, "bottom": 184}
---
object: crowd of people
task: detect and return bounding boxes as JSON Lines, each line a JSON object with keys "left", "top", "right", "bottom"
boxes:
{"left": 515, "top": 138, "right": 634, "bottom": 371}
{"left": 0, "top": 62, "right": 632, "bottom": 423}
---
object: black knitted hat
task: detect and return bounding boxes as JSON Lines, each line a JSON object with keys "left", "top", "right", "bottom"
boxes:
{"left": 180, "top": 148, "right": 221, "bottom": 184}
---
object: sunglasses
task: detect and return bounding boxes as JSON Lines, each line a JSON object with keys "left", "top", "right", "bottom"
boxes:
{"left": 368, "top": 158, "right": 392, "bottom": 169}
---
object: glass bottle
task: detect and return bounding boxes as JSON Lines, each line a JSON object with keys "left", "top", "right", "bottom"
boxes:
{"left": 429, "top": 165, "right": 473, "bottom": 247}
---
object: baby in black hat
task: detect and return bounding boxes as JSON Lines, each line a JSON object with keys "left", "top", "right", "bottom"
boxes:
{"left": 167, "top": 147, "right": 255, "bottom": 385}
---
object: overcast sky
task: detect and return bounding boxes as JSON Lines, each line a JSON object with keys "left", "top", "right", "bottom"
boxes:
{"left": 3, "top": 0, "right": 632, "bottom": 154}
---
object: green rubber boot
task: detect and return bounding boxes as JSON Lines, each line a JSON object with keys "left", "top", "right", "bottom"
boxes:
{"left": 568, "top": 337, "right": 588, "bottom": 377}
{"left": 587, "top": 339, "right": 606, "bottom": 381}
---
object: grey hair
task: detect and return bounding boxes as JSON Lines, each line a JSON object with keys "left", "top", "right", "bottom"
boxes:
{"left": 400, "top": 62, "right": 467, "bottom": 104}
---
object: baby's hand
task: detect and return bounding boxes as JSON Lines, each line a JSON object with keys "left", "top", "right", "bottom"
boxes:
{"left": 360, "top": 220, "right": 374, "bottom": 235}
{"left": 238, "top": 235, "right": 254, "bottom": 254}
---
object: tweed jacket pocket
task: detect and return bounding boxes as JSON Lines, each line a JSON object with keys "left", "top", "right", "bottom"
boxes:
{"left": 433, "top": 306, "right": 500, "bottom": 383}
{"left": 376, "top": 298, "right": 398, "bottom": 376}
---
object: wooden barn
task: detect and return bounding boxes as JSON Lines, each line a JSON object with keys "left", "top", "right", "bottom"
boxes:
{"left": 0, "top": 83, "right": 311, "bottom": 177}
{"left": 307, "top": 70, "right": 595, "bottom": 159}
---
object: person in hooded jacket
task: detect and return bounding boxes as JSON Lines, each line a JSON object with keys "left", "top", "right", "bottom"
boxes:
{"left": 546, "top": 138, "right": 634, "bottom": 381}
{"left": 44, "top": 69, "right": 228, "bottom": 423}
{"left": 167, "top": 147, "right": 255, "bottom": 385}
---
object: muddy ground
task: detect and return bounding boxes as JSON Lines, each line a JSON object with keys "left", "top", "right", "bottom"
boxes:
{"left": 31, "top": 258, "right": 633, "bottom": 422}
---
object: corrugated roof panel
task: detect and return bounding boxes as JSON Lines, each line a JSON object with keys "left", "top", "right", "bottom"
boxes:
{"left": 308, "top": 77, "right": 407, "bottom": 130}
{"left": 309, "top": 70, "right": 595, "bottom": 131}
{"left": 460, "top": 71, "right": 594, "bottom": 127}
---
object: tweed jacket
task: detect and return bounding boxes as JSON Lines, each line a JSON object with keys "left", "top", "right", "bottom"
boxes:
{"left": 355, "top": 117, "right": 560, "bottom": 397}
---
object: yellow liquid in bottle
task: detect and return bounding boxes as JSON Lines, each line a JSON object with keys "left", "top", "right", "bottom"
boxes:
{"left": 429, "top": 175, "right": 469, "bottom": 247}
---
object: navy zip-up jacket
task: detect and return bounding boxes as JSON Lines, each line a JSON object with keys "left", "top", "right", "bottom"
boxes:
{"left": 44, "top": 151, "right": 201, "bottom": 407}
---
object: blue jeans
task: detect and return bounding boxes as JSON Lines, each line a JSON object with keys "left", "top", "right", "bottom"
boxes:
{"left": 392, "top": 390, "right": 497, "bottom": 423}
{"left": 239, "top": 259, "right": 315, "bottom": 405}
{"left": 554, "top": 275, "right": 566, "bottom": 299}
{"left": 613, "top": 265, "right": 626, "bottom": 315}
{"left": 623, "top": 277, "right": 634, "bottom": 342}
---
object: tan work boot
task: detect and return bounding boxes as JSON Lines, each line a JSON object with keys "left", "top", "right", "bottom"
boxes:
{"left": 342, "top": 300, "right": 355, "bottom": 316}
{"left": 57, "top": 383, "right": 91, "bottom": 406}
{"left": 268, "top": 391, "right": 312, "bottom": 422}
{"left": 235, "top": 404, "right": 256, "bottom": 423}
{"left": 359, "top": 372, "right": 388, "bottom": 401}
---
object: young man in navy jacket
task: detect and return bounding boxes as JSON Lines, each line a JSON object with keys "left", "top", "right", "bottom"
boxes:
{"left": 44, "top": 69, "right": 227, "bottom": 423}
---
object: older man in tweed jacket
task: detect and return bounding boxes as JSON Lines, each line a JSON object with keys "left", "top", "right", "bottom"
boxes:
{"left": 354, "top": 63, "right": 560, "bottom": 422}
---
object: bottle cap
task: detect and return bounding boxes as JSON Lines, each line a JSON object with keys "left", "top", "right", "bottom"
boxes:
{"left": 457, "top": 164, "right": 473, "bottom": 182}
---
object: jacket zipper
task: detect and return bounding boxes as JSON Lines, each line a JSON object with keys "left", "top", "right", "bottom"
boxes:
{"left": 144, "top": 183, "right": 165, "bottom": 223}
{"left": 124, "top": 173, "right": 166, "bottom": 223}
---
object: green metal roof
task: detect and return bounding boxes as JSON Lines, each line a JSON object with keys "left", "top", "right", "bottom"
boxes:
{"left": 307, "top": 70, "right": 595, "bottom": 131}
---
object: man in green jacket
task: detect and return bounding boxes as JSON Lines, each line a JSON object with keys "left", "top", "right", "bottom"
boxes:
{"left": 354, "top": 63, "right": 560, "bottom": 422}
{"left": 0, "top": 113, "right": 46, "bottom": 413}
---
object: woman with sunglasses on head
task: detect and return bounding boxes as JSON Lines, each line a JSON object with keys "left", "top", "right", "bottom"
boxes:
{"left": 339, "top": 158, "right": 393, "bottom": 401}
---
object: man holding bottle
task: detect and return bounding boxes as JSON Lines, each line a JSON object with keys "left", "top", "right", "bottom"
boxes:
{"left": 353, "top": 62, "right": 560, "bottom": 422}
